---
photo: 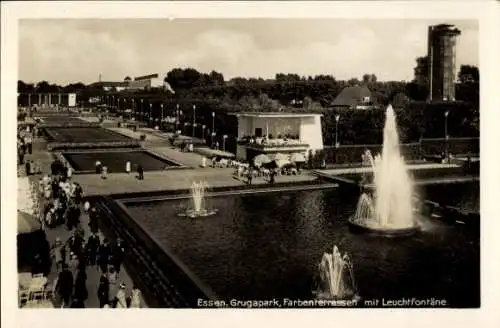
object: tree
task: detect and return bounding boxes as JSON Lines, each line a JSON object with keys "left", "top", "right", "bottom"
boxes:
{"left": 18, "top": 80, "right": 35, "bottom": 93}
{"left": 458, "top": 65, "right": 479, "bottom": 84}
{"left": 362, "top": 74, "right": 377, "bottom": 84}
{"left": 209, "top": 70, "right": 225, "bottom": 86}
{"left": 413, "top": 56, "right": 428, "bottom": 85}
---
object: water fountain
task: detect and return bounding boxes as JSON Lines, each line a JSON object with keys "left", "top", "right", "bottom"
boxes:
{"left": 178, "top": 181, "right": 217, "bottom": 218}
{"left": 348, "top": 105, "right": 420, "bottom": 236}
{"left": 313, "top": 245, "right": 358, "bottom": 300}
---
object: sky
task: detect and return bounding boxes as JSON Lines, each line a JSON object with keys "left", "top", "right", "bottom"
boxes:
{"left": 18, "top": 19, "right": 478, "bottom": 85}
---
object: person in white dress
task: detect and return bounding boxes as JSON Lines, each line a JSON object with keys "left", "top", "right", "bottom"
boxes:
{"left": 125, "top": 161, "right": 131, "bottom": 174}
{"left": 129, "top": 287, "right": 142, "bottom": 308}
{"left": 83, "top": 201, "right": 90, "bottom": 213}
{"left": 114, "top": 283, "right": 127, "bottom": 308}
{"left": 101, "top": 166, "right": 108, "bottom": 179}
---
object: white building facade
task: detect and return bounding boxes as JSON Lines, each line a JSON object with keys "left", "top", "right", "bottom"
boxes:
{"left": 231, "top": 112, "right": 324, "bottom": 161}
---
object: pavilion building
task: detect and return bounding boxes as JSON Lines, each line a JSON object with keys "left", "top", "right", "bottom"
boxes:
{"left": 230, "top": 112, "right": 324, "bottom": 162}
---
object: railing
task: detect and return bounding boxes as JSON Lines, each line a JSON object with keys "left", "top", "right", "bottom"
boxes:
{"left": 240, "top": 141, "right": 310, "bottom": 149}
{"left": 93, "top": 197, "right": 217, "bottom": 308}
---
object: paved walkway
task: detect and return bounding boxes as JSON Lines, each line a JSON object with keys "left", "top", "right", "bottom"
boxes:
{"left": 105, "top": 126, "right": 212, "bottom": 167}
{"left": 107, "top": 127, "right": 167, "bottom": 143}
{"left": 72, "top": 168, "right": 317, "bottom": 197}
{"left": 18, "top": 136, "right": 146, "bottom": 308}
{"left": 315, "top": 163, "right": 460, "bottom": 176}
{"left": 147, "top": 146, "right": 206, "bottom": 168}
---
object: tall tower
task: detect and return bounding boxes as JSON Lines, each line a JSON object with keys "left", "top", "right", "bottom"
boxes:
{"left": 427, "top": 24, "right": 461, "bottom": 102}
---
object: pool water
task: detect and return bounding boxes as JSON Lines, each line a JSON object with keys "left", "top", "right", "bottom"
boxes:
{"left": 125, "top": 183, "right": 480, "bottom": 307}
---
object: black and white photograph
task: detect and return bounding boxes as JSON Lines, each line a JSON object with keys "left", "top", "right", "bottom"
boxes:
{"left": 2, "top": 1, "right": 499, "bottom": 326}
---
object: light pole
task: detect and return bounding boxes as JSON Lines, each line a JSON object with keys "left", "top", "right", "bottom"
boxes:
{"left": 161, "top": 103, "right": 164, "bottom": 122}
{"left": 223, "top": 135, "right": 228, "bottom": 152}
{"left": 175, "top": 104, "right": 179, "bottom": 132}
{"left": 149, "top": 103, "right": 153, "bottom": 124}
{"left": 444, "top": 110, "right": 449, "bottom": 156}
{"left": 335, "top": 114, "right": 340, "bottom": 148}
{"left": 192, "top": 105, "right": 196, "bottom": 137}
{"left": 140, "top": 99, "right": 143, "bottom": 121}
{"left": 211, "top": 111, "right": 215, "bottom": 147}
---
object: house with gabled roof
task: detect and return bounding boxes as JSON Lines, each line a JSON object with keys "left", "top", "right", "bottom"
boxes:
{"left": 331, "top": 85, "right": 376, "bottom": 110}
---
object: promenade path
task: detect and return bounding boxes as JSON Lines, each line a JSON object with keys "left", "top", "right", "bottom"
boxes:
{"left": 73, "top": 168, "right": 318, "bottom": 197}
{"left": 18, "top": 135, "right": 146, "bottom": 308}
{"left": 315, "top": 163, "right": 460, "bottom": 176}
{"left": 105, "top": 126, "right": 220, "bottom": 168}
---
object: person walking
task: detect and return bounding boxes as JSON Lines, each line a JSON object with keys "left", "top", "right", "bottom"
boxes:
{"left": 101, "top": 165, "right": 108, "bottom": 179}
{"left": 26, "top": 134, "right": 33, "bottom": 154}
{"left": 86, "top": 233, "right": 100, "bottom": 267}
{"left": 18, "top": 147, "right": 25, "bottom": 165}
{"left": 52, "top": 237, "right": 66, "bottom": 271}
{"left": 269, "top": 169, "right": 276, "bottom": 184}
{"left": 73, "top": 269, "right": 88, "bottom": 303}
{"left": 95, "top": 160, "right": 102, "bottom": 174}
{"left": 98, "top": 239, "right": 112, "bottom": 273}
{"left": 129, "top": 286, "right": 142, "bottom": 308}
{"left": 247, "top": 169, "right": 253, "bottom": 185}
{"left": 69, "top": 253, "right": 80, "bottom": 278}
{"left": 137, "top": 164, "right": 144, "bottom": 180}
{"left": 97, "top": 272, "right": 110, "bottom": 308}
{"left": 28, "top": 160, "right": 35, "bottom": 175}
{"left": 68, "top": 233, "right": 84, "bottom": 257}
{"left": 114, "top": 283, "right": 128, "bottom": 308}
{"left": 25, "top": 160, "right": 31, "bottom": 176}
{"left": 83, "top": 201, "right": 90, "bottom": 213}
{"left": 88, "top": 207, "right": 99, "bottom": 234}
{"left": 112, "top": 238, "right": 125, "bottom": 275}
{"left": 55, "top": 264, "right": 74, "bottom": 308}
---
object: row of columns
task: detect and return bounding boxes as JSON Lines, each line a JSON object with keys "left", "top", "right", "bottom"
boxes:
{"left": 21, "top": 93, "right": 64, "bottom": 107}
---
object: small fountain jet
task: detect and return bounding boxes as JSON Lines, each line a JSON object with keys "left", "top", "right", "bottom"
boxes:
{"left": 178, "top": 181, "right": 217, "bottom": 218}
{"left": 313, "top": 245, "right": 359, "bottom": 301}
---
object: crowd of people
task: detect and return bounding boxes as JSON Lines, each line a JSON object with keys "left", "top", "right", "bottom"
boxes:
{"left": 22, "top": 150, "right": 143, "bottom": 308}
{"left": 17, "top": 127, "right": 36, "bottom": 167}
{"left": 36, "top": 168, "right": 143, "bottom": 308}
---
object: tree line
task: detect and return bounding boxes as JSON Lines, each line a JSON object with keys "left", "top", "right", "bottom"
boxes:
{"left": 18, "top": 61, "right": 479, "bottom": 147}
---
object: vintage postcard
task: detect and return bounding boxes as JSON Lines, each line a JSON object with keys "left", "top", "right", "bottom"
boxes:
{"left": 1, "top": 1, "right": 499, "bottom": 328}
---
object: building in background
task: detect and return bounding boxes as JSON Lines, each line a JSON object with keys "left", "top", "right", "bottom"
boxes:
{"left": 331, "top": 85, "right": 375, "bottom": 110}
{"left": 89, "top": 81, "right": 129, "bottom": 92}
{"left": 231, "top": 112, "right": 324, "bottom": 161}
{"left": 128, "top": 74, "right": 165, "bottom": 90}
{"left": 17, "top": 93, "right": 77, "bottom": 107}
{"left": 427, "top": 24, "right": 461, "bottom": 102}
